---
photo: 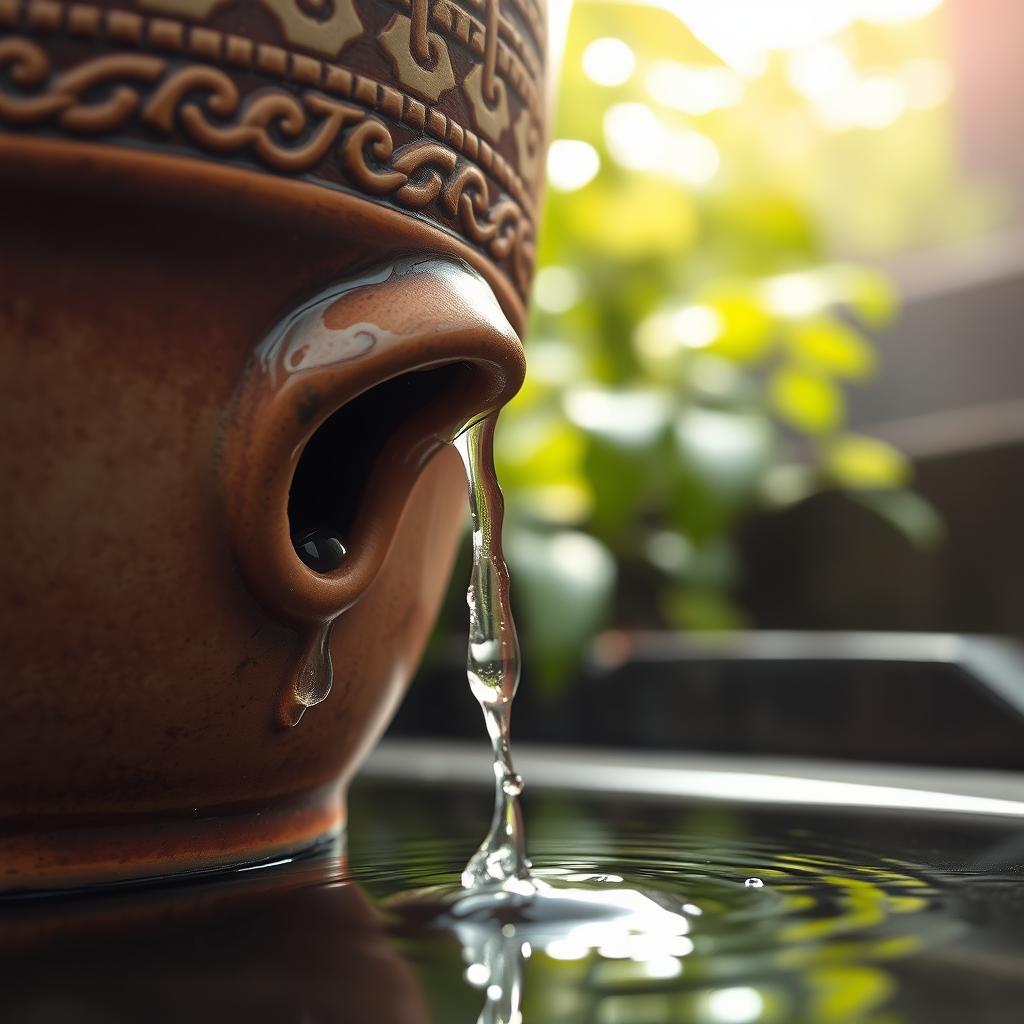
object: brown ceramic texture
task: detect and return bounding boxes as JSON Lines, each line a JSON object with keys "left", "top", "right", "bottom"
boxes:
{"left": 0, "top": 0, "right": 543, "bottom": 889}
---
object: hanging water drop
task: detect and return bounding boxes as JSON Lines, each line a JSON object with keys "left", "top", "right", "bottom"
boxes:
{"left": 278, "top": 619, "right": 334, "bottom": 727}
{"left": 293, "top": 527, "right": 348, "bottom": 573}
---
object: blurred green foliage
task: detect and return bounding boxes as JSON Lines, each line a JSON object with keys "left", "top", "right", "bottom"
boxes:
{"left": 483, "top": 2, "right": 975, "bottom": 688}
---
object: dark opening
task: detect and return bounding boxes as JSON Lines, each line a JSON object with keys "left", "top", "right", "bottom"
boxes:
{"left": 287, "top": 363, "right": 471, "bottom": 546}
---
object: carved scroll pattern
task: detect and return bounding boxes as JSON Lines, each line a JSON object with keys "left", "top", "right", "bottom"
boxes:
{"left": 0, "top": 36, "right": 534, "bottom": 289}
{"left": 0, "top": 0, "right": 546, "bottom": 214}
{"left": 341, "top": 115, "right": 533, "bottom": 289}
{"left": 0, "top": 37, "right": 363, "bottom": 168}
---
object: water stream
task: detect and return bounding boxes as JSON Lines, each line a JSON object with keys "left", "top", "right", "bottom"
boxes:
{"left": 400, "top": 415, "right": 737, "bottom": 1022}
{"left": 454, "top": 414, "right": 531, "bottom": 890}
{"left": 276, "top": 410, "right": 1002, "bottom": 1024}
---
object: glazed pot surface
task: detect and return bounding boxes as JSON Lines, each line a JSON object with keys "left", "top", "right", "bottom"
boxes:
{"left": 0, "top": 0, "right": 544, "bottom": 889}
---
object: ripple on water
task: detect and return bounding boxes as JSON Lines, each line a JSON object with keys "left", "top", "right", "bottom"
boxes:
{"left": 350, "top": 834, "right": 958, "bottom": 1023}
{"left": 352, "top": 834, "right": 951, "bottom": 967}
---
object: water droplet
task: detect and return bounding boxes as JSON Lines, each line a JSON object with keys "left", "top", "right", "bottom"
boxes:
{"left": 464, "top": 962, "right": 490, "bottom": 987}
{"left": 744, "top": 877, "right": 764, "bottom": 888}
{"left": 502, "top": 773, "right": 524, "bottom": 796}
{"left": 293, "top": 527, "right": 347, "bottom": 573}
{"left": 277, "top": 620, "right": 334, "bottom": 727}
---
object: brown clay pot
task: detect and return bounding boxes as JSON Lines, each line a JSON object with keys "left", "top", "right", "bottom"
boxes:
{"left": 0, "top": 0, "right": 545, "bottom": 890}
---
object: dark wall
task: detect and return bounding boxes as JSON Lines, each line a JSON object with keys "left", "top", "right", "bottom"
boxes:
{"left": 738, "top": 441, "right": 1024, "bottom": 638}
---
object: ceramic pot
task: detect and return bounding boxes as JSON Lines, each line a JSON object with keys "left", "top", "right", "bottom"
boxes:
{"left": 0, "top": 0, "right": 545, "bottom": 890}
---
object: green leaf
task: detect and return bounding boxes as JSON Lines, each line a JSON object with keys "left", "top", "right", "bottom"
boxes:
{"left": 495, "top": 412, "right": 587, "bottom": 490}
{"left": 770, "top": 367, "right": 844, "bottom": 434}
{"left": 506, "top": 528, "right": 616, "bottom": 693}
{"left": 852, "top": 489, "right": 945, "bottom": 550}
{"left": 661, "top": 586, "right": 747, "bottom": 631}
{"left": 786, "top": 318, "right": 877, "bottom": 379}
{"left": 564, "top": 387, "right": 673, "bottom": 449}
{"left": 668, "top": 409, "right": 775, "bottom": 542}
{"left": 564, "top": 177, "right": 698, "bottom": 259}
{"left": 826, "top": 434, "right": 909, "bottom": 489}
{"left": 759, "top": 462, "right": 818, "bottom": 508}
{"left": 707, "top": 289, "right": 775, "bottom": 363}
{"left": 825, "top": 264, "right": 899, "bottom": 327}
{"left": 674, "top": 407, "right": 776, "bottom": 505}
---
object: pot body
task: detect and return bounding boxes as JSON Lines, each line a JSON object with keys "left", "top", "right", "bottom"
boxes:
{"left": 0, "top": 0, "right": 545, "bottom": 889}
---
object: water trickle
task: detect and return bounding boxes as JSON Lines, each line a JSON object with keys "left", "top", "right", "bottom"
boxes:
{"left": 378, "top": 410, "right": 957, "bottom": 1024}
{"left": 278, "top": 620, "right": 334, "bottom": 728}
{"left": 444, "top": 415, "right": 719, "bottom": 1022}
{"left": 277, "top": 528, "right": 347, "bottom": 727}
{"left": 454, "top": 415, "right": 532, "bottom": 890}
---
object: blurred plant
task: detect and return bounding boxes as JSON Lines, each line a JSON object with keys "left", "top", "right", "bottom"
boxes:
{"left": 484, "top": 2, "right": 974, "bottom": 688}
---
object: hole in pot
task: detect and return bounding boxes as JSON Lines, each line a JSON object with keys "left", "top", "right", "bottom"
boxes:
{"left": 287, "top": 362, "right": 472, "bottom": 568}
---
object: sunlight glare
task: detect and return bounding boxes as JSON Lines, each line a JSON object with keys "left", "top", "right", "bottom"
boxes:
{"left": 646, "top": 60, "right": 744, "bottom": 116}
{"left": 534, "top": 266, "right": 582, "bottom": 314}
{"left": 671, "top": 304, "right": 722, "bottom": 349}
{"left": 648, "top": 0, "right": 944, "bottom": 76}
{"left": 706, "top": 986, "right": 765, "bottom": 1023}
{"left": 604, "top": 103, "right": 662, "bottom": 171}
{"left": 582, "top": 37, "right": 636, "bottom": 87}
{"left": 761, "top": 272, "right": 828, "bottom": 317}
{"left": 546, "top": 139, "right": 600, "bottom": 191}
{"left": 901, "top": 57, "right": 952, "bottom": 109}
{"left": 605, "top": 104, "right": 719, "bottom": 184}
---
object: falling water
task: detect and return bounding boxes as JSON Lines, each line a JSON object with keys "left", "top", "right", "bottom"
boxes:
{"left": 454, "top": 414, "right": 532, "bottom": 890}
{"left": 375, "top": 418, "right": 958, "bottom": 1024}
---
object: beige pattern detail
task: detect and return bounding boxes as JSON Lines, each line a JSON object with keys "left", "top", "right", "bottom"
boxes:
{"left": 377, "top": 9, "right": 455, "bottom": 103}
{"left": 506, "top": 0, "right": 543, "bottom": 52}
{"left": 460, "top": 0, "right": 508, "bottom": 142}
{"left": 136, "top": 0, "right": 231, "bottom": 21}
{"left": 434, "top": 0, "right": 542, "bottom": 116}
{"left": 451, "top": 0, "right": 540, "bottom": 78}
{"left": 511, "top": 105, "right": 540, "bottom": 185}
{"left": 462, "top": 61, "right": 508, "bottom": 142}
{"left": 260, "top": 0, "right": 362, "bottom": 59}
{"left": 134, "top": 0, "right": 363, "bottom": 58}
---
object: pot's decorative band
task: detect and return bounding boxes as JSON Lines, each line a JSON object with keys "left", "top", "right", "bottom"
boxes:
{"left": 0, "top": 0, "right": 546, "bottom": 301}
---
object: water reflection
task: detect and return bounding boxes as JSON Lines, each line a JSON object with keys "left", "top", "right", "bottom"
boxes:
{"left": 393, "top": 871, "right": 701, "bottom": 1023}
{"left": 6, "top": 780, "right": 1024, "bottom": 1023}
{"left": 347, "top": 782, "right": 1007, "bottom": 1024}
{"left": 0, "top": 851, "right": 432, "bottom": 1024}
{"left": 464, "top": 924, "right": 526, "bottom": 1024}
{"left": 378, "top": 838, "right": 949, "bottom": 1024}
